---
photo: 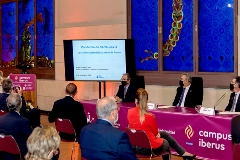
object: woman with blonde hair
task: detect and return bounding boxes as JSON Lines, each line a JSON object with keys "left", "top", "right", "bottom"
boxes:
{"left": 25, "top": 126, "right": 60, "bottom": 160}
{"left": 127, "top": 88, "right": 196, "bottom": 160}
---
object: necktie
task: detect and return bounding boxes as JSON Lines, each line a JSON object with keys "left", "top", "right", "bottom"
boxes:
{"left": 178, "top": 88, "right": 186, "bottom": 107}
{"left": 124, "top": 86, "right": 127, "bottom": 98}
{"left": 231, "top": 94, "right": 237, "bottom": 112}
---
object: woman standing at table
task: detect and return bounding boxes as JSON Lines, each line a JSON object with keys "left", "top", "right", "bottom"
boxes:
{"left": 127, "top": 88, "right": 196, "bottom": 160}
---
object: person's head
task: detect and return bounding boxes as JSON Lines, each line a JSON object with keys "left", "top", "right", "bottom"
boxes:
{"left": 135, "top": 88, "right": 148, "bottom": 124}
{"left": 233, "top": 77, "right": 240, "bottom": 93}
{"left": 180, "top": 73, "right": 192, "bottom": 88}
{"left": 121, "top": 73, "right": 131, "bottom": 86}
{"left": 2, "top": 78, "right": 13, "bottom": 93}
{"left": 230, "top": 76, "right": 240, "bottom": 91}
{"left": 65, "top": 83, "right": 77, "bottom": 97}
{"left": 6, "top": 93, "right": 22, "bottom": 112}
{"left": 96, "top": 96, "right": 119, "bottom": 125}
{"left": 25, "top": 126, "right": 60, "bottom": 160}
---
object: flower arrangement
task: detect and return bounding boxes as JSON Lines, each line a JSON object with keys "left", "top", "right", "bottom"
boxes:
{"left": 26, "top": 100, "right": 34, "bottom": 112}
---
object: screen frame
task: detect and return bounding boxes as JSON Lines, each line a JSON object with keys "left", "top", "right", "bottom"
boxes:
{"left": 63, "top": 39, "right": 136, "bottom": 81}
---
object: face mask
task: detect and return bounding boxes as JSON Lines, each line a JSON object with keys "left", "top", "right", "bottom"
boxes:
{"left": 113, "top": 113, "right": 118, "bottom": 124}
{"left": 121, "top": 81, "right": 127, "bottom": 86}
{"left": 230, "top": 83, "right": 234, "bottom": 91}
{"left": 179, "top": 80, "right": 184, "bottom": 87}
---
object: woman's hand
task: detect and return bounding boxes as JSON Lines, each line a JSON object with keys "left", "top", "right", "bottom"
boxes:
{"left": 156, "top": 133, "right": 161, "bottom": 138}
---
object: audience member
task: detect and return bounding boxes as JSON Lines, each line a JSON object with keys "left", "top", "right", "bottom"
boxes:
{"left": 225, "top": 77, "right": 240, "bottom": 112}
{"left": 80, "top": 96, "right": 137, "bottom": 160}
{"left": 128, "top": 88, "right": 196, "bottom": 160}
{"left": 172, "top": 72, "right": 199, "bottom": 108}
{"left": 0, "top": 78, "right": 40, "bottom": 128}
{"left": 48, "top": 83, "right": 87, "bottom": 140}
{"left": 25, "top": 126, "right": 60, "bottom": 160}
{"left": 115, "top": 73, "right": 136, "bottom": 102}
{"left": 0, "top": 93, "right": 32, "bottom": 160}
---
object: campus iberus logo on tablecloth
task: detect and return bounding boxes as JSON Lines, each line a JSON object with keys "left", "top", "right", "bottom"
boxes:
{"left": 185, "top": 125, "right": 194, "bottom": 139}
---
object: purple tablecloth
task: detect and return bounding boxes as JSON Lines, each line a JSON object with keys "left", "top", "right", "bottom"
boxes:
{"left": 81, "top": 99, "right": 235, "bottom": 160}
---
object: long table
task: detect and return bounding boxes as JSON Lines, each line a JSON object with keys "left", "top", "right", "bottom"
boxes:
{"left": 81, "top": 99, "right": 235, "bottom": 160}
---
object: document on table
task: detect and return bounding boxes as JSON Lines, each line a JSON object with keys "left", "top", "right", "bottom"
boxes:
{"left": 157, "top": 106, "right": 175, "bottom": 109}
{"left": 218, "top": 112, "right": 240, "bottom": 115}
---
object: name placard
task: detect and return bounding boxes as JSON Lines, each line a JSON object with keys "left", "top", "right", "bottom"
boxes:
{"left": 147, "top": 102, "right": 156, "bottom": 109}
{"left": 200, "top": 107, "right": 215, "bottom": 115}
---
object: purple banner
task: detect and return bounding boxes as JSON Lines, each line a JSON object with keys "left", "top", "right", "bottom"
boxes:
{"left": 9, "top": 74, "right": 36, "bottom": 91}
{"left": 81, "top": 100, "right": 234, "bottom": 160}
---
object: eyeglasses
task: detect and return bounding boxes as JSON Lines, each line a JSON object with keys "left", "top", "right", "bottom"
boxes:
{"left": 121, "top": 78, "right": 128, "bottom": 81}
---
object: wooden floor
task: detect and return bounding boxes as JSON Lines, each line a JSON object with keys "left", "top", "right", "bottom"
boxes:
{"left": 40, "top": 114, "right": 185, "bottom": 160}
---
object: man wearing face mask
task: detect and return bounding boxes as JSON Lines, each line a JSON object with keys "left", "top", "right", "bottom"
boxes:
{"left": 229, "top": 76, "right": 240, "bottom": 92}
{"left": 80, "top": 96, "right": 137, "bottom": 160}
{"left": 115, "top": 73, "right": 136, "bottom": 103}
{"left": 172, "top": 72, "right": 199, "bottom": 108}
{"left": 225, "top": 77, "right": 240, "bottom": 112}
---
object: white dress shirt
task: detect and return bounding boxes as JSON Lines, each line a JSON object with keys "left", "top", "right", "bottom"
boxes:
{"left": 232, "top": 91, "right": 240, "bottom": 112}
{"left": 179, "top": 85, "right": 191, "bottom": 107}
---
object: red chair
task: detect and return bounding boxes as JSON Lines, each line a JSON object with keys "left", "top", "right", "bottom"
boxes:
{"left": 125, "top": 128, "right": 170, "bottom": 159}
{"left": 233, "top": 143, "right": 240, "bottom": 160}
{"left": 0, "top": 110, "right": 8, "bottom": 116}
{"left": 0, "top": 134, "right": 22, "bottom": 159}
{"left": 55, "top": 118, "right": 77, "bottom": 160}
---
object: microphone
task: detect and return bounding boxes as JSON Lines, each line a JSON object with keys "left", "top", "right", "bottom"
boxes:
{"left": 214, "top": 93, "right": 226, "bottom": 113}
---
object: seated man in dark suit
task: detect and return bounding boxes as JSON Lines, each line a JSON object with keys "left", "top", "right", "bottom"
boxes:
{"left": 225, "top": 77, "right": 240, "bottom": 112}
{"left": 115, "top": 73, "right": 136, "bottom": 102}
{"left": 48, "top": 83, "right": 87, "bottom": 140}
{"left": 0, "top": 78, "right": 40, "bottom": 128}
{"left": 0, "top": 93, "right": 32, "bottom": 160}
{"left": 173, "top": 73, "right": 200, "bottom": 108}
{"left": 80, "top": 96, "right": 137, "bottom": 160}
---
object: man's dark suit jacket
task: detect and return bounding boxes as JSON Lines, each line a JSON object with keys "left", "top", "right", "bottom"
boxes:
{"left": 225, "top": 92, "right": 240, "bottom": 112}
{"left": 80, "top": 119, "right": 137, "bottom": 160}
{"left": 172, "top": 85, "right": 201, "bottom": 108}
{"left": 48, "top": 96, "right": 87, "bottom": 140}
{"left": 0, "top": 93, "right": 40, "bottom": 128}
{"left": 116, "top": 84, "right": 136, "bottom": 102}
{"left": 0, "top": 111, "right": 32, "bottom": 160}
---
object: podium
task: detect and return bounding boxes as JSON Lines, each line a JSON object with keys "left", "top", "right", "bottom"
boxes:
{"left": 9, "top": 74, "right": 37, "bottom": 108}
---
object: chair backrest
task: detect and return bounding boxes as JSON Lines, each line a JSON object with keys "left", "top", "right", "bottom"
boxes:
{"left": 0, "top": 134, "right": 21, "bottom": 155}
{"left": 55, "top": 118, "right": 76, "bottom": 135}
{"left": 125, "top": 128, "right": 151, "bottom": 149}
{"left": 0, "top": 110, "right": 8, "bottom": 116}
{"left": 131, "top": 75, "right": 145, "bottom": 90}
{"left": 233, "top": 144, "right": 240, "bottom": 160}
{"left": 231, "top": 115, "right": 240, "bottom": 144}
{"left": 191, "top": 77, "right": 203, "bottom": 105}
